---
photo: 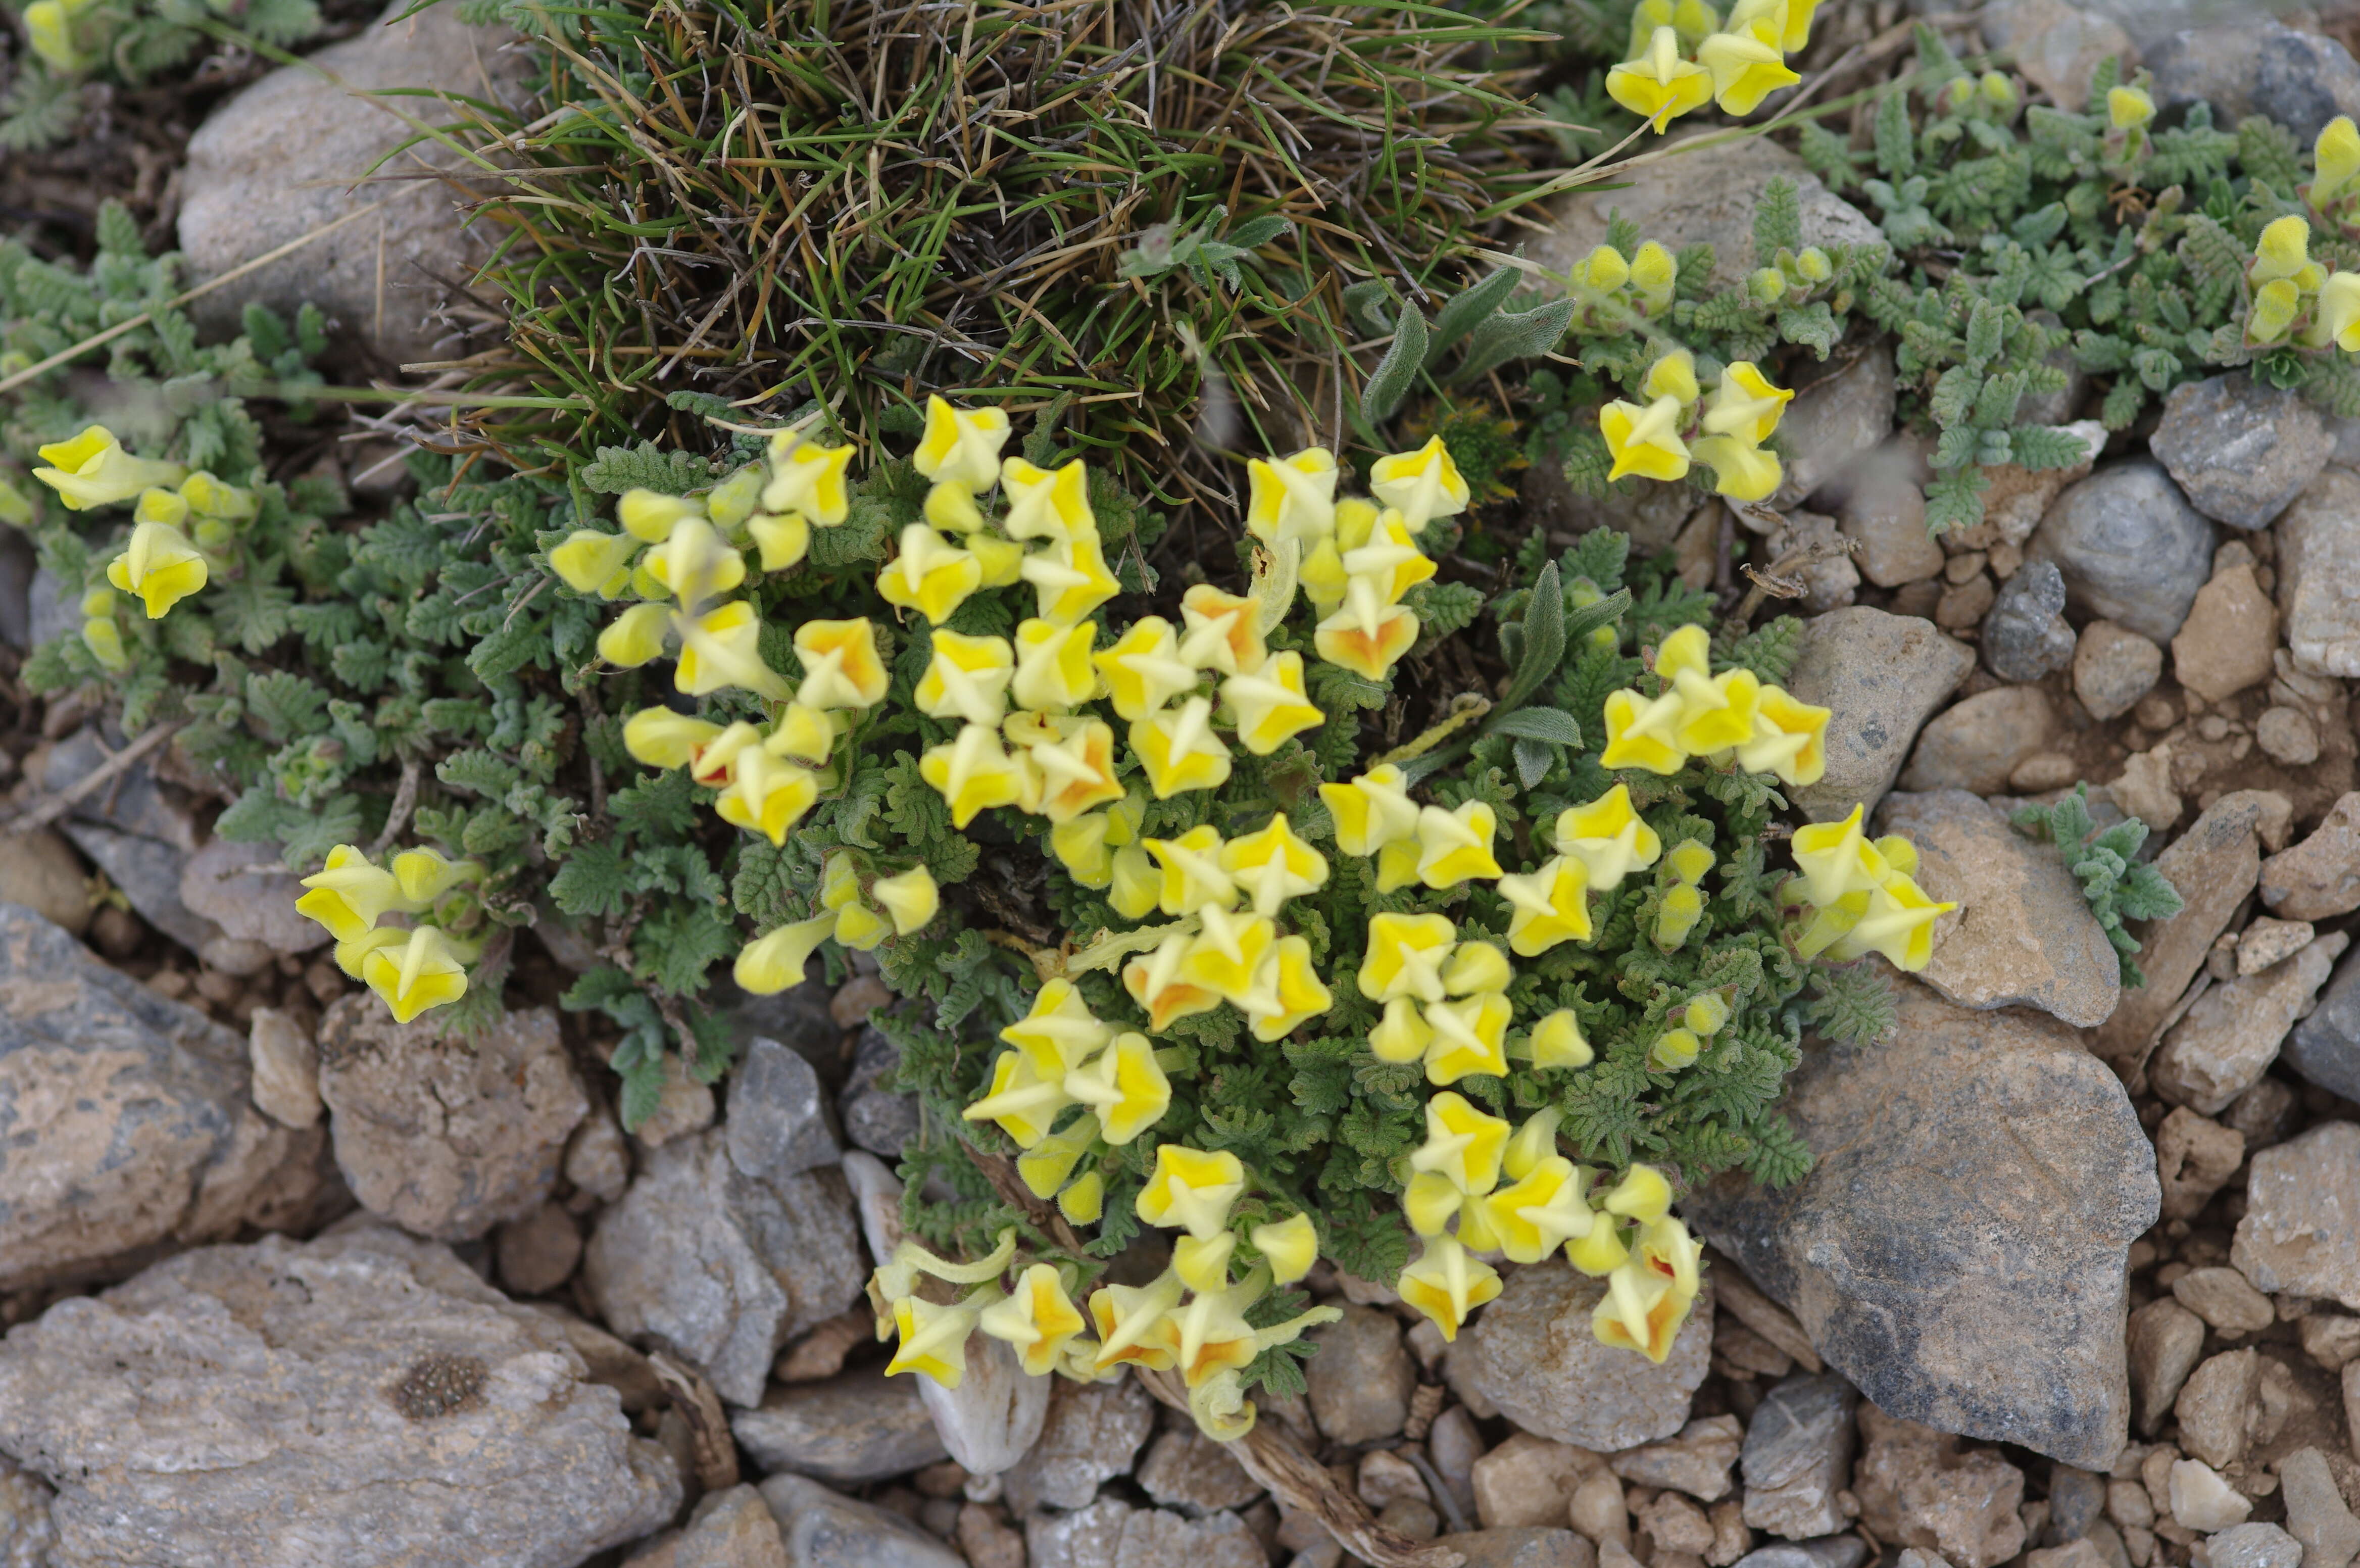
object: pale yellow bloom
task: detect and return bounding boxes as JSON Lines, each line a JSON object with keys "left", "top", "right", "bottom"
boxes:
{"left": 33, "top": 426, "right": 186, "bottom": 512}
{"left": 977, "top": 1263, "right": 1087, "bottom": 1377}
{"left": 1095, "top": 616, "right": 1198, "bottom": 720}
{"left": 1357, "top": 911, "right": 1457, "bottom": 1004}
{"left": 1497, "top": 855, "right": 1594, "bottom": 955}
{"left": 1221, "top": 651, "right": 1324, "bottom": 755}
{"left": 1123, "top": 932, "right": 1223, "bottom": 1031}
{"left": 794, "top": 617, "right": 890, "bottom": 709}
{"left": 1136, "top": 1144, "right": 1246, "bottom": 1239}
{"left": 1369, "top": 436, "right": 1470, "bottom": 532}
{"left": 549, "top": 530, "right": 641, "bottom": 597}
{"left": 1244, "top": 448, "right": 1340, "bottom": 547}
{"left": 766, "top": 702, "right": 839, "bottom": 766}
{"left": 914, "top": 397, "right": 1012, "bottom": 492}
{"left": 1176, "top": 584, "right": 1265, "bottom": 675}
{"left": 1415, "top": 800, "right": 1504, "bottom": 888}
{"left": 677, "top": 601, "right": 788, "bottom": 699}
{"left": 1529, "top": 1008, "right": 1594, "bottom": 1069}
{"left": 1313, "top": 575, "right": 1419, "bottom": 681}
{"left": 761, "top": 433, "right": 855, "bottom": 524}
{"left": 1239, "top": 934, "right": 1333, "bottom": 1042}
{"left": 624, "top": 707, "right": 722, "bottom": 770}
{"left": 1251, "top": 1212, "right": 1319, "bottom": 1285}
{"left": 921, "top": 722, "right": 1029, "bottom": 827}
{"left": 916, "top": 629, "right": 1014, "bottom": 727}
{"left": 1012, "top": 618, "right": 1100, "bottom": 712}
{"left": 1022, "top": 534, "right": 1121, "bottom": 625}
{"left": 1220, "top": 814, "right": 1328, "bottom": 917}
{"left": 618, "top": 489, "right": 704, "bottom": 543}
{"left": 359, "top": 926, "right": 469, "bottom": 1024}
{"left": 876, "top": 524, "right": 983, "bottom": 624}
{"left": 1146, "top": 824, "right": 1238, "bottom": 916}
{"left": 1000, "top": 456, "right": 1096, "bottom": 543}
{"left": 1607, "top": 26, "right": 1713, "bottom": 134}
{"left": 105, "top": 521, "right": 208, "bottom": 618}
{"left": 1129, "top": 695, "right": 1232, "bottom": 798}
{"left": 596, "top": 603, "right": 671, "bottom": 667}
{"left": 1599, "top": 395, "right": 1691, "bottom": 483}
{"left": 1065, "top": 1031, "right": 1171, "bottom": 1145}
{"left": 1317, "top": 764, "right": 1421, "bottom": 857}
{"left": 1397, "top": 1234, "right": 1502, "bottom": 1342}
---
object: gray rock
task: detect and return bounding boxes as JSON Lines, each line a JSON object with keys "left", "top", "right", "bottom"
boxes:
{"left": 730, "top": 1037, "right": 841, "bottom": 1181}
{"left": 2125, "top": 1299, "right": 2206, "bottom": 1437}
{"left": 178, "top": 838, "right": 327, "bottom": 955}
{"left": 581, "top": 1129, "right": 866, "bottom": 1408}
{"left": 1783, "top": 608, "right": 1976, "bottom": 824}
{"left": 0, "top": 903, "right": 329, "bottom": 1292}
{"left": 1874, "top": 792, "right": 2121, "bottom": 1028}
{"left": 1853, "top": 1405, "right": 2026, "bottom": 1568}
{"left": 1468, "top": 1258, "right": 1714, "bottom": 1450}
{"left": 1733, "top": 1540, "right": 1869, "bottom": 1568}
{"left": 2276, "top": 466, "right": 2360, "bottom": 678}
{"left": 25, "top": 567, "right": 73, "bottom": 655}
{"left": 1137, "top": 1428, "right": 1263, "bottom": 1515}
{"left": 1002, "top": 1375, "right": 1155, "bottom": 1514}
{"left": 2172, "top": 564, "right": 2279, "bottom": 705}
{"left": 1026, "top": 1499, "right": 1268, "bottom": 1568}
{"left": 2026, "top": 460, "right": 2215, "bottom": 644}
{"left": 2231, "top": 1120, "right": 2360, "bottom": 1311}
{"left": 316, "top": 995, "right": 587, "bottom": 1242}
{"left": 495, "top": 1201, "right": 581, "bottom": 1297}
{"left": 1305, "top": 1303, "right": 1414, "bottom": 1445}
{"left": 1980, "top": 0, "right": 2131, "bottom": 111}
{"left": 1897, "top": 687, "right": 2055, "bottom": 797}
{"left": 2196, "top": 1524, "right": 2303, "bottom": 1568}
{"left": 2147, "top": 20, "right": 2360, "bottom": 142}
{"left": 2261, "top": 792, "right": 2360, "bottom": 921}
{"left": 921, "top": 1330, "right": 1052, "bottom": 1479}
{"left": 61, "top": 822, "right": 222, "bottom": 956}
{"left": 713, "top": 977, "right": 844, "bottom": 1079}
{"left": 37, "top": 726, "right": 201, "bottom": 850}
{"left": 1836, "top": 451, "right": 1942, "bottom": 587}
{"left": 670, "top": 1483, "right": 791, "bottom": 1568}
{"left": 1607, "top": 1414, "right": 1742, "bottom": 1502}
{"left": 2148, "top": 374, "right": 2332, "bottom": 531}
{"left": 2170, "top": 1268, "right": 2274, "bottom": 1337}
{"left": 2045, "top": 1468, "right": 2106, "bottom": 1547}
{"left": 2288, "top": 944, "right": 2360, "bottom": 1104}
{"left": 1685, "top": 983, "right": 2156, "bottom": 1472}
{"left": 1740, "top": 1375, "right": 1859, "bottom": 1541}
{"left": 1433, "top": 1530, "right": 1598, "bottom": 1568}
{"left": 0, "top": 1223, "right": 681, "bottom": 1567}
{"left": 177, "top": 0, "right": 525, "bottom": 366}
{"left": 1775, "top": 350, "right": 1900, "bottom": 508}
{"left": 247, "top": 1006, "right": 322, "bottom": 1130}
{"left": 841, "top": 1027, "right": 920, "bottom": 1159}
{"left": 2073, "top": 622, "right": 2164, "bottom": 723}
{"left": 759, "top": 1473, "right": 967, "bottom": 1568}
{"left": 2155, "top": 1107, "right": 2246, "bottom": 1222}
{"left": 0, "top": 1456, "right": 55, "bottom": 1568}
{"left": 2279, "top": 1446, "right": 2360, "bottom": 1568}
{"left": 566, "top": 1107, "right": 633, "bottom": 1204}
{"left": 732, "top": 1366, "right": 947, "bottom": 1486}
{"left": 2092, "top": 794, "right": 2270, "bottom": 1070}
{"left": 0, "top": 830, "right": 88, "bottom": 938}
{"left": 1981, "top": 560, "right": 2076, "bottom": 683}
{"left": 2152, "top": 935, "right": 2348, "bottom": 1113}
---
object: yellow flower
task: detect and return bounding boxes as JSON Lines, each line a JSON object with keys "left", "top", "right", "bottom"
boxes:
{"left": 596, "top": 603, "right": 671, "bottom": 667}
{"left": 765, "top": 702, "right": 838, "bottom": 767}
{"left": 1051, "top": 812, "right": 1117, "bottom": 887}
{"left": 788, "top": 617, "right": 886, "bottom": 711}
{"left": 2315, "top": 115, "right": 2360, "bottom": 210}
{"left": 24, "top": 0, "right": 97, "bottom": 71}
{"left": 705, "top": 465, "right": 765, "bottom": 529}
{"left": 716, "top": 748, "right": 819, "bottom": 846}
{"left": 1416, "top": 800, "right": 1504, "bottom": 888}
{"left": 677, "top": 601, "right": 788, "bottom": 699}
{"left": 1012, "top": 618, "right": 1100, "bottom": 712}
{"left": 105, "top": 521, "right": 208, "bottom": 618}
{"left": 1130, "top": 696, "right": 1232, "bottom": 799}
{"left": 1649, "top": 1025, "right": 1702, "bottom": 1069}
{"left": 747, "top": 511, "right": 810, "bottom": 571}
{"left": 1789, "top": 804, "right": 1873, "bottom": 907}
{"left": 886, "top": 1295, "right": 984, "bottom": 1388}
{"left": 1000, "top": 456, "right": 1096, "bottom": 543}
{"left": 1060, "top": 1172, "right": 1106, "bottom": 1226}
{"left": 1777, "top": 0, "right": 1817, "bottom": 51}
{"left": 1369, "top": 436, "right": 1470, "bottom": 532}
{"left": 834, "top": 902, "right": 892, "bottom": 951}
{"left": 1221, "top": 814, "right": 1328, "bottom": 917}
{"left": 1554, "top": 783, "right": 1662, "bottom": 889}
{"left": 1221, "top": 651, "right": 1324, "bottom": 755}
{"left": 1578, "top": 243, "right": 1631, "bottom": 292}
{"left": 1313, "top": 576, "right": 1419, "bottom": 681}
{"left": 1827, "top": 872, "right": 1953, "bottom": 971}
{"left": 644, "top": 516, "right": 747, "bottom": 606}
{"left": 1685, "top": 991, "right": 1731, "bottom": 1037}
{"left": 1022, "top": 717, "right": 1125, "bottom": 823}
{"left": 1529, "top": 1008, "right": 1594, "bottom": 1069}
{"left": 1593, "top": 1215, "right": 1704, "bottom": 1363}
{"left": 1019, "top": 1114, "right": 1096, "bottom": 1201}
{"left": 1181, "top": 905, "right": 1278, "bottom": 1004}
{"left": 978, "top": 1263, "right": 1087, "bottom": 1377}
{"left": 924, "top": 480, "right": 985, "bottom": 535}
{"left": 1245, "top": 448, "right": 1340, "bottom": 546}
{"left": 1088, "top": 1275, "right": 1186, "bottom": 1373}
{"left": 1599, "top": 395, "right": 1691, "bottom": 483}
{"left": 1358, "top": 911, "right": 1456, "bottom": 1004}
{"left": 1599, "top": 683, "right": 1689, "bottom": 774}
{"left": 1497, "top": 855, "right": 1594, "bottom": 955}
{"left": 1605, "top": 1162, "right": 1674, "bottom": 1223}
{"left": 921, "top": 722, "right": 1028, "bottom": 827}
{"left": 1704, "top": 362, "right": 1793, "bottom": 445}
{"left": 733, "top": 912, "right": 837, "bottom": 994}
{"left": 334, "top": 926, "right": 407, "bottom": 981}
{"left": 621, "top": 708, "right": 720, "bottom": 770}
{"left": 914, "top": 397, "right": 1011, "bottom": 492}
{"left": 2310, "top": 271, "right": 2360, "bottom": 351}
{"left": 1065, "top": 1031, "right": 1171, "bottom": 1144}
{"left": 1023, "top": 534, "right": 1122, "bottom": 626}
{"left": 2249, "top": 278, "right": 2302, "bottom": 345}
{"left": 1608, "top": 26, "right": 1713, "bottom": 133}
{"left": 876, "top": 524, "right": 983, "bottom": 624}
{"left": 1665, "top": 837, "right": 1715, "bottom": 886}
{"left": 549, "top": 530, "right": 641, "bottom": 597}
{"left": 1483, "top": 1156, "right": 1598, "bottom": 1264}
{"left": 1697, "top": 25, "right": 1798, "bottom": 116}
{"left": 1095, "top": 616, "right": 1198, "bottom": 720}
{"left": 1440, "top": 940, "right": 1510, "bottom": 997}
{"left": 1397, "top": 1234, "right": 1502, "bottom": 1342}
{"left": 1251, "top": 1212, "right": 1319, "bottom": 1285}
{"left": 1176, "top": 584, "right": 1265, "bottom": 675}
{"left": 761, "top": 433, "right": 855, "bottom": 525}
{"left": 81, "top": 614, "right": 127, "bottom": 671}
{"left": 1318, "top": 765, "right": 1419, "bottom": 858}
{"left": 1630, "top": 240, "right": 1679, "bottom": 314}
{"left": 1109, "top": 845, "right": 1161, "bottom": 920}
{"left": 32, "top": 426, "right": 186, "bottom": 512}
{"left": 2106, "top": 84, "right": 2155, "bottom": 134}
{"left": 913, "top": 630, "right": 1013, "bottom": 728}
{"left": 1123, "top": 932, "right": 1223, "bottom": 1031}
{"left": 1144, "top": 824, "right": 1237, "bottom": 916}
{"left": 359, "top": 926, "right": 470, "bottom": 1024}
{"left": 0, "top": 474, "right": 31, "bottom": 528}
{"left": 1136, "top": 1144, "right": 1246, "bottom": 1238}
{"left": 1371, "top": 996, "right": 1434, "bottom": 1064}
{"left": 965, "top": 1048, "right": 1077, "bottom": 1148}
{"left": 1423, "top": 991, "right": 1512, "bottom": 1085}
{"left": 390, "top": 848, "right": 481, "bottom": 905}
{"left": 1692, "top": 435, "right": 1783, "bottom": 503}
{"left": 1410, "top": 1090, "right": 1509, "bottom": 1196}
{"left": 617, "top": 489, "right": 703, "bottom": 543}
{"left": 1239, "top": 934, "right": 1333, "bottom": 1042}
{"left": 1640, "top": 350, "right": 1699, "bottom": 405}
{"left": 296, "top": 845, "right": 412, "bottom": 941}
{"left": 1340, "top": 511, "right": 1437, "bottom": 604}
{"left": 2253, "top": 215, "right": 2316, "bottom": 287}
{"left": 1169, "top": 1277, "right": 1266, "bottom": 1389}
{"left": 1299, "top": 536, "right": 1349, "bottom": 614}
{"left": 1624, "top": 0, "right": 1718, "bottom": 56}
{"left": 1736, "top": 683, "right": 1830, "bottom": 785}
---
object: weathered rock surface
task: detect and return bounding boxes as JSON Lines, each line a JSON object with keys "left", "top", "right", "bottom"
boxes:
{"left": 1608, "top": 1414, "right": 1742, "bottom": 1503}
{"left": 1740, "top": 1374, "right": 1858, "bottom": 1540}
{"left": 1981, "top": 561, "right": 2076, "bottom": 683}
{"left": 760, "top": 1472, "right": 968, "bottom": 1568}
{"left": 1852, "top": 1405, "right": 2026, "bottom": 1568}
{"left": 316, "top": 995, "right": 586, "bottom": 1241}
{"left": 1782, "top": 609, "right": 1976, "bottom": 823}
{"left": 1306, "top": 1303, "right": 1415, "bottom": 1444}
{"left": 2171, "top": 1268, "right": 2274, "bottom": 1337}
{"left": 0, "top": 1223, "right": 680, "bottom": 1567}
{"left": 1026, "top": 1498, "right": 1268, "bottom": 1568}
{"left": 2147, "top": 19, "right": 2360, "bottom": 142}
{"left": 1433, "top": 1530, "right": 1597, "bottom": 1568}
{"left": 2074, "top": 622, "right": 2165, "bottom": 722}
{"left": 2232, "top": 1121, "right": 2360, "bottom": 1311}
{"left": 178, "top": 837, "right": 326, "bottom": 955}
{"left": 2027, "top": 460, "right": 2215, "bottom": 644}
{"left": 2274, "top": 465, "right": 2360, "bottom": 678}
{"left": 36, "top": 727, "right": 201, "bottom": 851}
{"left": 2288, "top": 945, "right": 2360, "bottom": 1103}
{"left": 1874, "top": 792, "right": 2120, "bottom": 1027}
{"left": 2197, "top": 1525, "right": 2304, "bottom": 1568}
{"left": 61, "top": 821, "right": 225, "bottom": 960}
{"left": 1686, "top": 983, "right": 2157, "bottom": 1471}
{"left": 2172, "top": 565, "right": 2279, "bottom": 704}
{"left": 1772, "top": 350, "right": 1901, "bottom": 508}
{"left": 2279, "top": 1447, "right": 2360, "bottom": 1568}
{"left": 0, "top": 830, "right": 88, "bottom": 939}
{"left": 1137, "top": 1428, "right": 1262, "bottom": 1515}
{"left": 1472, "top": 1432, "right": 1598, "bottom": 1531}
{"left": 0, "top": 1456, "right": 55, "bottom": 1568}
{"left": 178, "top": 0, "right": 524, "bottom": 366}
{"left": 840, "top": 1026, "right": 919, "bottom": 1159}
{"left": 2126, "top": 1299, "right": 2205, "bottom": 1436}
{"left": 2092, "top": 795, "right": 2269, "bottom": 1069}
{"left": 2260, "top": 792, "right": 2360, "bottom": 920}
{"left": 1980, "top": 0, "right": 2130, "bottom": 110}
{"left": 1897, "top": 687, "right": 2056, "bottom": 798}
{"left": 2155, "top": 1107, "right": 2246, "bottom": 1222}
{"left": 1002, "top": 1375, "right": 1156, "bottom": 1514}
{"left": 1467, "top": 1258, "right": 1713, "bottom": 1451}
{"left": 731, "top": 1364, "right": 948, "bottom": 1485}
{"left": 0, "top": 904, "right": 329, "bottom": 1292}
{"left": 728, "top": 1036, "right": 840, "bottom": 1181}
{"left": 2151, "top": 935, "right": 2347, "bottom": 1113}
{"left": 246, "top": 1006, "right": 322, "bottom": 1130}
{"left": 582, "top": 1130, "right": 866, "bottom": 1408}
{"left": 2147, "top": 374, "right": 2332, "bottom": 530}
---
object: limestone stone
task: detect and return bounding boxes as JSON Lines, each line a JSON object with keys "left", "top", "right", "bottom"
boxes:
{"left": 1772, "top": 350, "right": 1901, "bottom": 508}
{"left": 670, "top": 1484, "right": 791, "bottom": 1568}
{"left": 1608, "top": 1415, "right": 1742, "bottom": 1503}
{"left": 566, "top": 1106, "right": 632, "bottom": 1203}
{"left": 1467, "top": 1260, "right": 1713, "bottom": 1451}
{"left": 1853, "top": 1405, "right": 2025, "bottom": 1568}
{"left": 2260, "top": 793, "right": 2360, "bottom": 921}
{"left": 1874, "top": 791, "right": 2121, "bottom": 1027}
{"left": 2027, "top": 460, "right": 2216, "bottom": 645}
{"left": 2154, "top": 1108, "right": 2246, "bottom": 1222}
{"left": 2274, "top": 465, "right": 2360, "bottom": 678}
{"left": 2278, "top": 1447, "right": 2360, "bottom": 1568}
{"left": 2238, "top": 918, "right": 2316, "bottom": 976}
{"left": 2300, "top": 1312, "right": 2360, "bottom": 1370}
{"left": 2152, "top": 934, "right": 2346, "bottom": 1112}
{"left": 2256, "top": 708, "right": 2322, "bottom": 768}
{"left": 2232, "top": 1121, "right": 2360, "bottom": 1311}
{"left": 1473, "top": 1433, "right": 1601, "bottom": 1531}
{"left": 1640, "top": 1492, "right": 1716, "bottom": 1557}
{"left": 177, "top": 838, "right": 327, "bottom": 955}
{"left": 2288, "top": 943, "right": 2360, "bottom": 1104}
{"left": 1982, "top": 561, "right": 2076, "bottom": 683}
{"left": 1781, "top": 609, "right": 1975, "bottom": 823}
{"left": 495, "top": 1200, "right": 582, "bottom": 1297}
{"left": 1568, "top": 1471, "right": 1631, "bottom": 1549}
{"left": 840, "top": 1026, "right": 920, "bottom": 1159}
{"left": 2168, "top": 1459, "right": 2251, "bottom": 1533}
{"left": 1686, "top": 984, "right": 2157, "bottom": 1471}
{"left": 2074, "top": 623, "right": 2165, "bottom": 723}
{"left": 2172, "top": 566, "right": 2280, "bottom": 704}
{"left": 2171, "top": 1269, "right": 2274, "bottom": 1337}
{"left": 581, "top": 1129, "right": 866, "bottom": 1408}
{"left": 61, "top": 821, "right": 223, "bottom": 960}
{"left": 1897, "top": 687, "right": 2056, "bottom": 797}
{"left": 245, "top": 1005, "right": 321, "bottom": 1130}
{"left": 731, "top": 1365, "right": 950, "bottom": 1486}
{"left": 1001, "top": 1376, "right": 1155, "bottom": 1514}
{"left": 1837, "top": 461, "right": 1943, "bottom": 587}
{"left": 36, "top": 726, "right": 201, "bottom": 851}
{"left": 316, "top": 996, "right": 587, "bottom": 1241}
{"left": 1025, "top": 1499, "right": 1267, "bottom": 1568}
{"left": 1438, "top": 1530, "right": 1599, "bottom": 1568}
{"left": 2175, "top": 1350, "right": 2264, "bottom": 1471}
{"left": 2126, "top": 1300, "right": 2207, "bottom": 1438}
{"left": 1980, "top": 0, "right": 2131, "bottom": 110}
{"left": 0, "top": 831, "right": 87, "bottom": 938}
{"left": 635, "top": 1052, "right": 717, "bottom": 1150}
{"left": 2196, "top": 1525, "right": 2302, "bottom": 1568}
{"left": 759, "top": 1473, "right": 968, "bottom": 1568}
{"left": 958, "top": 1504, "right": 1027, "bottom": 1568}
{"left": 1360, "top": 1448, "right": 1432, "bottom": 1513}
{"left": 2148, "top": 374, "right": 2333, "bottom": 531}
{"left": 0, "top": 1223, "right": 680, "bottom": 1566}
{"left": 921, "top": 1331, "right": 1051, "bottom": 1479}
{"left": 2093, "top": 796, "right": 2268, "bottom": 1070}
{"left": 1304, "top": 1303, "right": 1414, "bottom": 1445}
{"left": 1137, "top": 1428, "right": 1262, "bottom": 1515}
{"left": 728, "top": 1036, "right": 840, "bottom": 1181}
{"left": 1732, "top": 1542, "right": 1866, "bottom": 1568}
{"left": 0, "top": 1455, "right": 55, "bottom": 1568}
{"left": 2147, "top": 19, "right": 2360, "bottom": 142}
{"left": 1739, "top": 1375, "right": 1858, "bottom": 1541}
{"left": 0, "top": 904, "right": 328, "bottom": 1292}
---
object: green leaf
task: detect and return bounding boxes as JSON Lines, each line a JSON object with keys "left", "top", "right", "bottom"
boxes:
{"left": 1360, "top": 307, "right": 1430, "bottom": 425}
{"left": 1451, "top": 298, "right": 1578, "bottom": 383}
{"left": 1753, "top": 176, "right": 1803, "bottom": 259}
{"left": 579, "top": 442, "right": 711, "bottom": 496}
{"left": 1428, "top": 261, "right": 1523, "bottom": 358}
{"left": 1499, "top": 561, "right": 1566, "bottom": 712}
{"left": 1489, "top": 706, "right": 1582, "bottom": 746}
{"left": 1511, "top": 735, "right": 1555, "bottom": 790}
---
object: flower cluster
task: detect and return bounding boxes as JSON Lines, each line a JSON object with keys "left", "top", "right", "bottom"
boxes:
{"left": 1597, "top": 351, "right": 1796, "bottom": 504}
{"left": 2308, "top": 114, "right": 2360, "bottom": 230}
{"left": 873, "top": 1142, "right": 1337, "bottom": 1439}
{"left": 1782, "top": 805, "right": 1955, "bottom": 972}
{"left": 293, "top": 845, "right": 486, "bottom": 1021}
{"left": 1597, "top": 624, "right": 1829, "bottom": 782}
{"left": 1606, "top": 0, "right": 1817, "bottom": 133}
{"left": 28, "top": 425, "right": 263, "bottom": 668}
{"left": 1109, "top": 816, "right": 1336, "bottom": 1040}
{"left": 2244, "top": 214, "right": 2360, "bottom": 352}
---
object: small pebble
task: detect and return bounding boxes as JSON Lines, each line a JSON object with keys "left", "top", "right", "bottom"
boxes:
{"left": 2255, "top": 708, "right": 2320, "bottom": 766}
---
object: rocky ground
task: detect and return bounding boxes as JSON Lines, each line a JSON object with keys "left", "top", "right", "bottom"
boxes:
{"left": 8, "top": 1, "right": 2360, "bottom": 1567}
